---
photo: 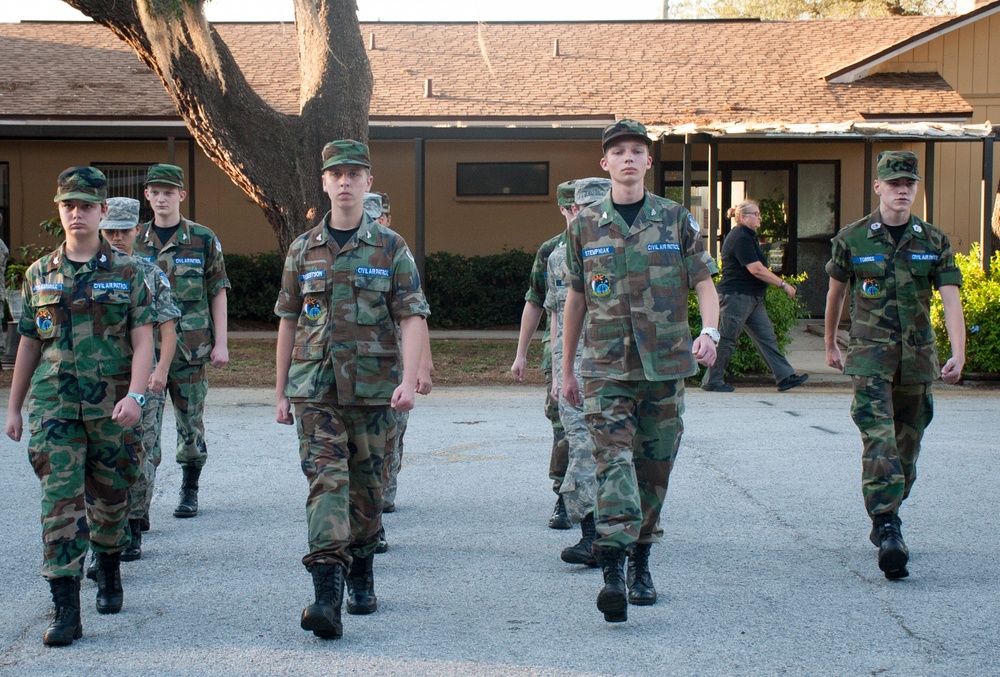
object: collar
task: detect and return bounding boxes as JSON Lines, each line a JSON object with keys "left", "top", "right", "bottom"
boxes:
{"left": 140, "top": 217, "right": 191, "bottom": 247}
{"left": 866, "top": 211, "right": 927, "bottom": 242}
{"left": 307, "top": 211, "right": 382, "bottom": 251}
{"left": 46, "top": 239, "right": 115, "bottom": 273}
{"left": 596, "top": 190, "right": 662, "bottom": 233}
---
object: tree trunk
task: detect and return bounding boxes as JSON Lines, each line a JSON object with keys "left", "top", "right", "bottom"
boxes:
{"left": 63, "top": 0, "right": 372, "bottom": 255}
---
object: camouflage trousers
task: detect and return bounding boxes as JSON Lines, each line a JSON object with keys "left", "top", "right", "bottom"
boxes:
{"left": 545, "top": 370, "right": 569, "bottom": 494}
{"left": 583, "top": 377, "right": 684, "bottom": 550}
{"left": 382, "top": 409, "right": 408, "bottom": 509}
{"left": 129, "top": 385, "right": 168, "bottom": 519}
{"left": 161, "top": 360, "right": 208, "bottom": 468}
{"left": 28, "top": 416, "right": 139, "bottom": 579}
{"left": 851, "top": 376, "right": 933, "bottom": 518}
{"left": 294, "top": 402, "right": 392, "bottom": 570}
{"left": 551, "top": 326, "right": 596, "bottom": 524}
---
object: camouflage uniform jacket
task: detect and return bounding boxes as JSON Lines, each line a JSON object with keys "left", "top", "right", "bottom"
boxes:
{"left": 274, "top": 212, "right": 430, "bottom": 406}
{"left": 18, "top": 240, "right": 156, "bottom": 421}
{"left": 526, "top": 231, "right": 565, "bottom": 372}
{"left": 135, "top": 217, "right": 230, "bottom": 365}
{"left": 133, "top": 255, "right": 181, "bottom": 358}
{"left": 566, "top": 190, "right": 718, "bottom": 381}
{"left": 826, "top": 211, "right": 961, "bottom": 384}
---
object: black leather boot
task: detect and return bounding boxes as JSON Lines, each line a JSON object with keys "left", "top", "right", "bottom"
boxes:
{"left": 85, "top": 552, "right": 99, "bottom": 581}
{"left": 561, "top": 513, "right": 597, "bottom": 566}
{"left": 43, "top": 577, "right": 82, "bottom": 646}
{"left": 627, "top": 542, "right": 657, "bottom": 605}
{"left": 345, "top": 554, "right": 377, "bottom": 615}
{"left": 121, "top": 519, "right": 143, "bottom": 562}
{"left": 174, "top": 465, "right": 201, "bottom": 518}
{"left": 548, "top": 495, "right": 572, "bottom": 530}
{"left": 95, "top": 551, "right": 124, "bottom": 614}
{"left": 300, "top": 563, "right": 345, "bottom": 639}
{"left": 139, "top": 511, "right": 151, "bottom": 532}
{"left": 596, "top": 546, "right": 628, "bottom": 623}
{"left": 873, "top": 513, "right": 909, "bottom": 579}
{"left": 375, "top": 527, "right": 388, "bottom": 554}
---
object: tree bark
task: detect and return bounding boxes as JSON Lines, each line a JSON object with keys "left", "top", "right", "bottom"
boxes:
{"left": 63, "top": 0, "right": 372, "bottom": 254}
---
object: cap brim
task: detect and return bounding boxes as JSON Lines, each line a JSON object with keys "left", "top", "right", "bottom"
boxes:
{"left": 100, "top": 221, "right": 138, "bottom": 230}
{"left": 54, "top": 191, "right": 105, "bottom": 203}
{"left": 880, "top": 172, "right": 922, "bottom": 182}
{"left": 602, "top": 132, "right": 652, "bottom": 150}
{"left": 322, "top": 159, "right": 371, "bottom": 171}
{"left": 143, "top": 179, "right": 184, "bottom": 188}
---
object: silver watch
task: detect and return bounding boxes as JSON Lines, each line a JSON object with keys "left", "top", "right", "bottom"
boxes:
{"left": 700, "top": 327, "right": 720, "bottom": 344}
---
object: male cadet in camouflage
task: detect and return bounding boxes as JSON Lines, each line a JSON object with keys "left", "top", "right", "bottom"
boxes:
{"left": 545, "top": 177, "right": 610, "bottom": 568}
{"left": 276, "top": 141, "right": 430, "bottom": 640}
{"left": 100, "top": 197, "right": 180, "bottom": 562}
{"left": 561, "top": 120, "right": 720, "bottom": 623}
{"left": 135, "top": 164, "right": 230, "bottom": 520}
{"left": 511, "top": 179, "right": 577, "bottom": 531}
{"left": 4, "top": 167, "right": 155, "bottom": 646}
{"left": 824, "top": 151, "right": 965, "bottom": 580}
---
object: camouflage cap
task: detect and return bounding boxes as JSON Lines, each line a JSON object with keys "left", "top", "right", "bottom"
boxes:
{"left": 556, "top": 180, "right": 577, "bottom": 207}
{"left": 574, "top": 177, "right": 612, "bottom": 206}
{"left": 363, "top": 192, "right": 383, "bottom": 220}
{"left": 375, "top": 191, "right": 391, "bottom": 215}
{"left": 322, "top": 139, "right": 371, "bottom": 171}
{"left": 54, "top": 166, "right": 108, "bottom": 203}
{"left": 602, "top": 118, "right": 651, "bottom": 151}
{"left": 100, "top": 197, "right": 141, "bottom": 230}
{"left": 145, "top": 163, "right": 185, "bottom": 188}
{"left": 877, "top": 151, "right": 922, "bottom": 182}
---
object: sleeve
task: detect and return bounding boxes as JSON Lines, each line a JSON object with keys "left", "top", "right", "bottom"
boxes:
{"left": 681, "top": 209, "right": 718, "bottom": 288}
{"left": 566, "top": 220, "right": 585, "bottom": 294}
{"left": 825, "top": 234, "right": 852, "bottom": 283}
{"left": 932, "top": 232, "right": 962, "bottom": 289}
{"left": 203, "top": 231, "right": 231, "bottom": 298}
{"left": 128, "top": 266, "right": 156, "bottom": 329}
{"left": 153, "top": 269, "right": 182, "bottom": 324}
{"left": 543, "top": 253, "right": 560, "bottom": 313}
{"left": 388, "top": 240, "right": 430, "bottom": 321}
{"left": 274, "top": 241, "right": 305, "bottom": 320}
{"left": 524, "top": 245, "right": 548, "bottom": 306}
{"left": 17, "top": 271, "right": 39, "bottom": 339}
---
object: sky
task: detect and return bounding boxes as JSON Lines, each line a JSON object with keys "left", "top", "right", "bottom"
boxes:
{"left": 0, "top": 0, "right": 669, "bottom": 23}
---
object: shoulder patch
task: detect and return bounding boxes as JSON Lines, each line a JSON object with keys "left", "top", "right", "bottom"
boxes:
{"left": 688, "top": 214, "right": 700, "bottom": 232}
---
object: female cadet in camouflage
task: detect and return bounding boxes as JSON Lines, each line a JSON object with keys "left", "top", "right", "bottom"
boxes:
{"left": 824, "top": 151, "right": 965, "bottom": 581}
{"left": 545, "top": 178, "right": 610, "bottom": 568}
{"left": 275, "top": 141, "right": 430, "bottom": 641}
{"left": 561, "top": 120, "right": 720, "bottom": 623}
{"left": 4, "top": 167, "right": 155, "bottom": 646}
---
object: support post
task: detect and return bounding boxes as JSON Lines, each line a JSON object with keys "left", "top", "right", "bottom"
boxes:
{"left": 414, "top": 138, "right": 426, "bottom": 285}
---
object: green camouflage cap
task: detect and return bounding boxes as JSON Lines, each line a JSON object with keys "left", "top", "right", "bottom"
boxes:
{"left": 363, "top": 192, "right": 383, "bottom": 220}
{"left": 145, "top": 163, "right": 185, "bottom": 188}
{"left": 602, "top": 118, "right": 652, "bottom": 151}
{"left": 375, "top": 191, "right": 391, "bottom": 215}
{"left": 100, "top": 197, "right": 141, "bottom": 230}
{"left": 556, "top": 180, "right": 577, "bottom": 207}
{"left": 574, "top": 177, "right": 611, "bottom": 206}
{"left": 54, "top": 166, "right": 108, "bottom": 203}
{"left": 877, "top": 151, "right": 921, "bottom": 182}
{"left": 322, "top": 139, "right": 371, "bottom": 170}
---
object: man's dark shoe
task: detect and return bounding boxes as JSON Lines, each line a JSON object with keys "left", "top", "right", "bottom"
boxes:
{"left": 701, "top": 383, "right": 735, "bottom": 392}
{"left": 43, "top": 577, "right": 82, "bottom": 647}
{"left": 873, "top": 513, "right": 909, "bottom": 580}
{"left": 627, "top": 542, "right": 657, "bottom": 605}
{"left": 596, "top": 546, "right": 628, "bottom": 623}
{"left": 777, "top": 373, "right": 809, "bottom": 392}
{"left": 94, "top": 552, "right": 123, "bottom": 614}
{"left": 345, "top": 554, "right": 377, "bottom": 615}
{"left": 375, "top": 527, "right": 388, "bottom": 554}
{"left": 174, "top": 465, "right": 201, "bottom": 518}
{"left": 548, "top": 495, "right": 572, "bottom": 530}
{"left": 85, "top": 552, "right": 99, "bottom": 581}
{"left": 561, "top": 513, "right": 597, "bottom": 567}
{"left": 301, "top": 563, "right": 345, "bottom": 639}
{"left": 121, "top": 519, "right": 142, "bottom": 562}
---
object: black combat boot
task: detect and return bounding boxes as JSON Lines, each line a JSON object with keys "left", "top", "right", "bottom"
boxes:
{"left": 345, "top": 554, "right": 377, "bottom": 615}
{"left": 596, "top": 546, "right": 628, "bottom": 623}
{"left": 548, "top": 495, "right": 571, "bottom": 530}
{"left": 627, "top": 542, "right": 657, "bottom": 605}
{"left": 174, "top": 465, "right": 201, "bottom": 518}
{"left": 43, "top": 577, "right": 82, "bottom": 646}
{"left": 85, "top": 552, "right": 99, "bottom": 581}
{"left": 94, "top": 551, "right": 124, "bottom": 614}
{"left": 139, "top": 511, "right": 151, "bottom": 532}
{"left": 300, "top": 563, "right": 345, "bottom": 639}
{"left": 561, "top": 513, "right": 597, "bottom": 566}
{"left": 873, "top": 513, "right": 909, "bottom": 579}
{"left": 121, "top": 519, "right": 143, "bottom": 562}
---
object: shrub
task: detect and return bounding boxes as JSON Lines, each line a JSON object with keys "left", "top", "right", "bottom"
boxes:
{"left": 424, "top": 250, "right": 533, "bottom": 328}
{"left": 688, "top": 272, "right": 809, "bottom": 378}
{"left": 225, "top": 251, "right": 283, "bottom": 325}
{"left": 931, "top": 243, "right": 1000, "bottom": 374}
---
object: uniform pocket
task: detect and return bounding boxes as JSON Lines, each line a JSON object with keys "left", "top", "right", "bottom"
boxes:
{"left": 173, "top": 264, "right": 205, "bottom": 303}
{"left": 583, "top": 322, "right": 626, "bottom": 375}
{"left": 91, "top": 287, "right": 130, "bottom": 337}
{"left": 355, "top": 275, "right": 391, "bottom": 326}
{"left": 30, "top": 293, "right": 63, "bottom": 342}
{"left": 355, "top": 341, "right": 398, "bottom": 399}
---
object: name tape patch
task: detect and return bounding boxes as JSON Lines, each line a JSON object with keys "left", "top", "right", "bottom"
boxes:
{"left": 356, "top": 266, "right": 390, "bottom": 278}
{"left": 583, "top": 246, "right": 614, "bottom": 259}
{"left": 299, "top": 270, "right": 326, "bottom": 282}
{"left": 92, "top": 281, "right": 130, "bottom": 291}
{"left": 911, "top": 253, "right": 939, "bottom": 261}
{"left": 648, "top": 243, "right": 681, "bottom": 252}
{"left": 32, "top": 283, "right": 63, "bottom": 293}
{"left": 174, "top": 257, "right": 203, "bottom": 265}
{"left": 851, "top": 255, "right": 885, "bottom": 264}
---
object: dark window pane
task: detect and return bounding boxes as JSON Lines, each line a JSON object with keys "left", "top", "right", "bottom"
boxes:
{"left": 457, "top": 162, "right": 549, "bottom": 197}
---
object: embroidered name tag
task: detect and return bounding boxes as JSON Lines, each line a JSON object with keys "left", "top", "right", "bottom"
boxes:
{"left": 175, "top": 257, "right": 203, "bottom": 265}
{"left": 140, "top": 256, "right": 156, "bottom": 263}
{"left": 32, "top": 283, "right": 63, "bottom": 293}
{"left": 647, "top": 243, "right": 680, "bottom": 252}
{"left": 93, "top": 281, "right": 130, "bottom": 291}
{"left": 356, "top": 266, "right": 390, "bottom": 278}
{"left": 583, "top": 246, "right": 613, "bottom": 258}
{"left": 299, "top": 270, "right": 326, "bottom": 282}
{"left": 851, "top": 255, "right": 884, "bottom": 264}
{"left": 911, "top": 253, "right": 939, "bottom": 261}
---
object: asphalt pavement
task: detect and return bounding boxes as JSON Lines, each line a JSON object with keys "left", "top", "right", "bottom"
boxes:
{"left": 1, "top": 384, "right": 998, "bottom": 676}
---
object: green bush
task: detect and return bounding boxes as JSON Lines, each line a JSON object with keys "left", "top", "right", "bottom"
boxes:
{"left": 931, "top": 243, "right": 1000, "bottom": 373}
{"left": 225, "top": 251, "right": 283, "bottom": 325}
{"left": 424, "top": 250, "right": 533, "bottom": 328}
{"left": 688, "top": 272, "right": 809, "bottom": 378}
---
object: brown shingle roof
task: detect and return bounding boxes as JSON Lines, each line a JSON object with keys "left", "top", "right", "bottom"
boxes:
{"left": 0, "top": 17, "right": 971, "bottom": 126}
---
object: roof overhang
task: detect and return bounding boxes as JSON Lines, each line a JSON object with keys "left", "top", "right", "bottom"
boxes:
{"left": 647, "top": 120, "right": 995, "bottom": 141}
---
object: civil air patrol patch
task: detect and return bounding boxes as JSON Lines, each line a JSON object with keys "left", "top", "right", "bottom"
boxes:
{"left": 647, "top": 243, "right": 681, "bottom": 252}
{"left": 36, "top": 308, "right": 55, "bottom": 338}
{"left": 215, "top": 237, "right": 223, "bottom": 252}
{"left": 356, "top": 266, "right": 390, "bottom": 278}
{"left": 303, "top": 297, "right": 323, "bottom": 321}
{"left": 861, "top": 279, "right": 881, "bottom": 298}
{"left": 590, "top": 273, "right": 612, "bottom": 298}
{"left": 688, "top": 214, "right": 700, "bottom": 232}
{"left": 159, "top": 271, "right": 171, "bottom": 288}
{"left": 175, "top": 257, "right": 203, "bottom": 266}
{"left": 911, "top": 253, "right": 939, "bottom": 262}
{"left": 92, "top": 281, "right": 130, "bottom": 291}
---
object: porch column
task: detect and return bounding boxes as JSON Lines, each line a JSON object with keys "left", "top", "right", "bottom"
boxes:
{"left": 708, "top": 139, "right": 719, "bottom": 257}
{"left": 414, "top": 138, "right": 426, "bottom": 285}
{"left": 652, "top": 138, "right": 663, "bottom": 196}
{"left": 863, "top": 142, "right": 873, "bottom": 215}
{"left": 923, "top": 141, "right": 935, "bottom": 224}
{"left": 682, "top": 136, "right": 693, "bottom": 211}
{"left": 982, "top": 136, "right": 995, "bottom": 274}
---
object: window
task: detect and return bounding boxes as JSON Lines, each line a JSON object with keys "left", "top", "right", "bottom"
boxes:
{"left": 93, "top": 163, "right": 155, "bottom": 223}
{"left": 0, "top": 162, "right": 8, "bottom": 246}
{"left": 456, "top": 162, "right": 549, "bottom": 197}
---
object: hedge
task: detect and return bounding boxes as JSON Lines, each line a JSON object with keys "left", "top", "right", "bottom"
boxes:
{"left": 931, "top": 243, "right": 1000, "bottom": 374}
{"left": 225, "top": 251, "right": 283, "bottom": 325}
{"left": 424, "top": 250, "right": 534, "bottom": 328}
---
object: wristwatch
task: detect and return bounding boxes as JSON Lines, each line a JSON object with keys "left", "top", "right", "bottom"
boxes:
{"left": 126, "top": 392, "right": 147, "bottom": 407}
{"left": 700, "top": 327, "right": 720, "bottom": 344}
